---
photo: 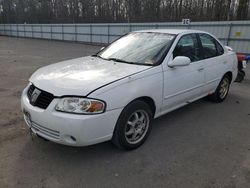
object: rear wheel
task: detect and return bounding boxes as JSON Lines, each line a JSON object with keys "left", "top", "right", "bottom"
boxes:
{"left": 208, "top": 75, "right": 231, "bottom": 103}
{"left": 235, "top": 70, "right": 245, "bottom": 82}
{"left": 112, "top": 101, "right": 153, "bottom": 150}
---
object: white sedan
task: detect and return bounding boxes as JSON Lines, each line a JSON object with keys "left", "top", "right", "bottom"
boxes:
{"left": 21, "top": 29, "right": 238, "bottom": 150}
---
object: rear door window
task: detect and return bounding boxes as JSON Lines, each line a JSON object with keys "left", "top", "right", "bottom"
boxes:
{"left": 199, "top": 34, "right": 218, "bottom": 59}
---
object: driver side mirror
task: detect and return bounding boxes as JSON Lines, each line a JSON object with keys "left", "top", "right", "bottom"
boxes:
{"left": 168, "top": 56, "right": 191, "bottom": 67}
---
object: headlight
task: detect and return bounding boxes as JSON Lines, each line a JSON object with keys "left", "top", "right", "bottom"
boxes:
{"left": 55, "top": 97, "right": 105, "bottom": 114}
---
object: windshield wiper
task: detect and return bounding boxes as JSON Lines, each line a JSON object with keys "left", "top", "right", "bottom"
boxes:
{"left": 107, "top": 58, "right": 136, "bottom": 65}
{"left": 92, "top": 56, "right": 148, "bottom": 66}
{"left": 92, "top": 54, "right": 108, "bottom": 61}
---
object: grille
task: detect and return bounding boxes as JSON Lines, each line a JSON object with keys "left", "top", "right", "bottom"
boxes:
{"left": 27, "top": 84, "right": 35, "bottom": 99}
{"left": 32, "top": 121, "right": 60, "bottom": 140}
{"left": 27, "top": 84, "right": 54, "bottom": 109}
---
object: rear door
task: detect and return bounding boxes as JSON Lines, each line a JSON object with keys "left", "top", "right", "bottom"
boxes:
{"left": 198, "top": 33, "right": 226, "bottom": 94}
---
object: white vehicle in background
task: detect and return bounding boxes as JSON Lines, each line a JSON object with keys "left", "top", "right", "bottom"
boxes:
{"left": 21, "top": 29, "right": 238, "bottom": 150}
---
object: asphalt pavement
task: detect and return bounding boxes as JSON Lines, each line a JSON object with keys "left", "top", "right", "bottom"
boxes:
{"left": 0, "top": 36, "right": 250, "bottom": 188}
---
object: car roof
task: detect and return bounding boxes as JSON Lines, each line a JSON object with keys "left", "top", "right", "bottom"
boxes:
{"left": 135, "top": 29, "right": 208, "bottom": 35}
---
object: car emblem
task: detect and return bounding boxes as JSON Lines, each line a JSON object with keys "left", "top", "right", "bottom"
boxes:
{"left": 31, "top": 88, "right": 41, "bottom": 104}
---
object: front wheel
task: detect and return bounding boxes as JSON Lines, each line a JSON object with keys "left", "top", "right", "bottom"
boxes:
{"left": 112, "top": 101, "right": 153, "bottom": 150}
{"left": 209, "top": 75, "right": 231, "bottom": 103}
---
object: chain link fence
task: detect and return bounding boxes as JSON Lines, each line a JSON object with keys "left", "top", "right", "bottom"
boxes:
{"left": 0, "top": 21, "right": 250, "bottom": 53}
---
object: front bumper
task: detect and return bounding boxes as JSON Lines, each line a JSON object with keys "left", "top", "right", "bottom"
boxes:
{"left": 21, "top": 86, "right": 122, "bottom": 146}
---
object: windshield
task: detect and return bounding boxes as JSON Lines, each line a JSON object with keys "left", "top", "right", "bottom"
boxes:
{"left": 97, "top": 32, "right": 175, "bottom": 65}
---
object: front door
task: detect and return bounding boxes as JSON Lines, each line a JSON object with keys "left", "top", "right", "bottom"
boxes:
{"left": 162, "top": 34, "right": 205, "bottom": 110}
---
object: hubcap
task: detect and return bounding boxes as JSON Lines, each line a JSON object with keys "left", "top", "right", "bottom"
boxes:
{"left": 125, "top": 110, "right": 149, "bottom": 144}
{"left": 219, "top": 77, "right": 229, "bottom": 99}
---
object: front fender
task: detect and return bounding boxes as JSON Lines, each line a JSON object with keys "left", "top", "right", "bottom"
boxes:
{"left": 88, "top": 66, "right": 164, "bottom": 118}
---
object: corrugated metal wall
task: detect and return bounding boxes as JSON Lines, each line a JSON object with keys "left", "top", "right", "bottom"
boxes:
{"left": 0, "top": 21, "right": 250, "bottom": 53}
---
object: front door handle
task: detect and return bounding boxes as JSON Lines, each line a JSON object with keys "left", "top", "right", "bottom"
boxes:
{"left": 197, "top": 67, "right": 204, "bottom": 72}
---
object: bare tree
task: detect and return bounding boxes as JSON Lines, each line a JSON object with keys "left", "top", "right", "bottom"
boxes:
{"left": 0, "top": 0, "right": 250, "bottom": 24}
{"left": 237, "top": 0, "right": 249, "bottom": 20}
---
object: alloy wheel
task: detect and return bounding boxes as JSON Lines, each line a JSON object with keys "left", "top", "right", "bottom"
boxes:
{"left": 125, "top": 110, "right": 150, "bottom": 145}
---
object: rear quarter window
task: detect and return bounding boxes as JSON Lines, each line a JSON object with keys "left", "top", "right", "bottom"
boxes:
{"left": 215, "top": 41, "right": 224, "bottom": 56}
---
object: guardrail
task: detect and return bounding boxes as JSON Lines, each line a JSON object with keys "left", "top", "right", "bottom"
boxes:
{"left": 0, "top": 21, "right": 250, "bottom": 53}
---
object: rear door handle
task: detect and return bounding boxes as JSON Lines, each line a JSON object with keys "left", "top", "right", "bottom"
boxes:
{"left": 197, "top": 67, "right": 204, "bottom": 72}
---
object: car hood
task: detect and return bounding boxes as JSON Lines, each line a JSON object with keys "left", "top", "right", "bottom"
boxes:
{"left": 30, "top": 56, "right": 150, "bottom": 96}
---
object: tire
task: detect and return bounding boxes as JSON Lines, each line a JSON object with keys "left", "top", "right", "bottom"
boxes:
{"left": 112, "top": 100, "right": 153, "bottom": 150}
{"left": 208, "top": 75, "right": 231, "bottom": 103}
{"left": 235, "top": 70, "right": 245, "bottom": 82}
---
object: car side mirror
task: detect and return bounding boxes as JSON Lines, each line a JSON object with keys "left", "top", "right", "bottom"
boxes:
{"left": 168, "top": 56, "right": 191, "bottom": 67}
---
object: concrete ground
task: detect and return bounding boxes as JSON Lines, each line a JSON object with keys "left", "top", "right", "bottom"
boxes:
{"left": 0, "top": 36, "right": 250, "bottom": 188}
